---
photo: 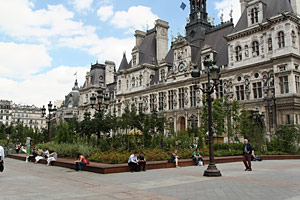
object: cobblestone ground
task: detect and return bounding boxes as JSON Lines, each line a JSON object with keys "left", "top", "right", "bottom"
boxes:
{"left": 1, "top": 158, "right": 300, "bottom": 200}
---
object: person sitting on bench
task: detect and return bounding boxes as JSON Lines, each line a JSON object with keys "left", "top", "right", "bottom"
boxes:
{"left": 192, "top": 148, "right": 204, "bottom": 166}
{"left": 75, "top": 153, "right": 89, "bottom": 171}
{"left": 138, "top": 152, "right": 146, "bottom": 171}
{"left": 128, "top": 152, "right": 139, "bottom": 172}
{"left": 47, "top": 151, "right": 57, "bottom": 166}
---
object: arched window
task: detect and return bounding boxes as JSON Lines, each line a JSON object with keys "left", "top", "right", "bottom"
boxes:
{"left": 278, "top": 31, "right": 285, "bottom": 48}
{"left": 126, "top": 80, "right": 129, "bottom": 89}
{"left": 252, "top": 41, "right": 259, "bottom": 56}
{"left": 188, "top": 115, "right": 198, "bottom": 130}
{"left": 250, "top": 7, "right": 258, "bottom": 24}
{"left": 244, "top": 45, "right": 249, "bottom": 57}
{"left": 132, "top": 77, "right": 135, "bottom": 87}
{"left": 268, "top": 38, "right": 272, "bottom": 51}
{"left": 235, "top": 46, "right": 242, "bottom": 61}
{"left": 161, "top": 69, "right": 166, "bottom": 81}
{"left": 139, "top": 75, "right": 143, "bottom": 86}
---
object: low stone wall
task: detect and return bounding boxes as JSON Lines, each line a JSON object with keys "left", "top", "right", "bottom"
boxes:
{"left": 8, "top": 154, "right": 300, "bottom": 174}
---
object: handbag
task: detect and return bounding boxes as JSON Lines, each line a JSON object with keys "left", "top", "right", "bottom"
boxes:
{"left": 0, "top": 162, "right": 4, "bottom": 172}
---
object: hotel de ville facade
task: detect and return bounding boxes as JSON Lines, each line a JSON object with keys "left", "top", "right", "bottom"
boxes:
{"left": 78, "top": 0, "right": 300, "bottom": 139}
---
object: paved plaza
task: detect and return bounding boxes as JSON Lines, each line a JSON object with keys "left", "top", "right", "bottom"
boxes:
{"left": 1, "top": 158, "right": 300, "bottom": 200}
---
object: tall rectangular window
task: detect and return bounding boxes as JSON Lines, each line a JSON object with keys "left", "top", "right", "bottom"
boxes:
{"left": 190, "top": 86, "right": 196, "bottom": 107}
{"left": 252, "top": 82, "right": 262, "bottom": 99}
{"left": 236, "top": 85, "right": 245, "bottom": 100}
{"left": 178, "top": 88, "right": 185, "bottom": 109}
{"left": 296, "top": 76, "right": 300, "bottom": 94}
{"left": 158, "top": 92, "right": 164, "bottom": 111}
{"left": 168, "top": 90, "right": 174, "bottom": 110}
{"left": 149, "top": 94, "right": 156, "bottom": 111}
{"left": 216, "top": 80, "right": 223, "bottom": 98}
{"left": 138, "top": 103, "right": 143, "bottom": 112}
{"left": 279, "top": 76, "right": 289, "bottom": 94}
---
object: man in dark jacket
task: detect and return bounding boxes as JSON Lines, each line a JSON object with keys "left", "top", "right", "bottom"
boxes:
{"left": 243, "top": 139, "right": 253, "bottom": 171}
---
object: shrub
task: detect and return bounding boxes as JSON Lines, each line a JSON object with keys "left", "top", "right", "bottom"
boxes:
{"left": 214, "top": 143, "right": 244, "bottom": 151}
{"left": 35, "top": 143, "right": 98, "bottom": 158}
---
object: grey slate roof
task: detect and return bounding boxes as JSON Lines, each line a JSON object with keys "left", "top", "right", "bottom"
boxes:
{"left": 90, "top": 63, "right": 105, "bottom": 85}
{"left": 187, "top": 22, "right": 234, "bottom": 68}
{"left": 118, "top": 53, "right": 130, "bottom": 71}
{"left": 61, "top": 80, "right": 80, "bottom": 108}
{"left": 202, "top": 23, "right": 234, "bottom": 66}
{"left": 139, "top": 31, "right": 157, "bottom": 65}
{"left": 107, "top": 82, "right": 117, "bottom": 92}
{"left": 233, "top": 0, "right": 294, "bottom": 33}
{"left": 165, "top": 48, "right": 174, "bottom": 65}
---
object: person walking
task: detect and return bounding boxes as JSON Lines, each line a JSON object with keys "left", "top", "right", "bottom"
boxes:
{"left": 243, "top": 139, "right": 253, "bottom": 171}
{"left": 0, "top": 145, "right": 4, "bottom": 172}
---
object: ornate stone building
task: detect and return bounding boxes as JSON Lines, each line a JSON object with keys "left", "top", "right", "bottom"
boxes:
{"left": 112, "top": 0, "right": 300, "bottom": 138}
{"left": 0, "top": 100, "right": 12, "bottom": 126}
{"left": 78, "top": 61, "right": 116, "bottom": 121}
{"left": 56, "top": 79, "right": 80, "bottom": 122}
{"left": 0, "top": 100, "right": 46, "bottom": 130}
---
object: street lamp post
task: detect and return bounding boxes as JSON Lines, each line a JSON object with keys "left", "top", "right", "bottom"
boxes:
{"left": 191, "top": 58, "right": 222, "bottom": 177}
{"left": 90, "top": 89, "right": 110, "bottom": 140}
{"left": 41, "top": 101, "right": 57, "bottom": 142}
{"left": 90, "top": 89, "right": 110, "bottom": 112}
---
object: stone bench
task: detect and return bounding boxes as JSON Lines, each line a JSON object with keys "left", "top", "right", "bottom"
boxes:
{"left": 8, "top": 154, "right": 300, "bottom": 174}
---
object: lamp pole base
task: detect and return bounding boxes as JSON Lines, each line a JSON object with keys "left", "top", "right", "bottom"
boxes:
{"left": 203, "top": 164, "right": 222, "bottom": 177}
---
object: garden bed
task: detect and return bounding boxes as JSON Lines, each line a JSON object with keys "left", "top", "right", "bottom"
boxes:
{"left": 8, "top": 153, "right": 300, "bottom": 174}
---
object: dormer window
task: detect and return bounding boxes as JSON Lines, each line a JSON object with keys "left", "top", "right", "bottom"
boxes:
{"left": 161, "top": 69, "right": 166, "bottom": 81}
{"left": 133, "top": 55, "right": 137, "bottom": 66}
{"left": 278, "top": 31, "right": 285, "bottom": 48}
{"left": 235, "top": 46, "right": 242, "bottom": 61}
{"left": 252, "top": 41, "right": 259, "bottom": 56}
{"left": 250, "top": 7, "right": 258, "bottom": 24}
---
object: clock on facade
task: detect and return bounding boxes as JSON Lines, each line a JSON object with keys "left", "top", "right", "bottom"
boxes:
{"left": 178, "top": 63, "right": 185, "bottom": 72}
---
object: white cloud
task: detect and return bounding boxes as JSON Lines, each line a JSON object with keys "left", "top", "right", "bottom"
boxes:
{"left": 0, "top": 0, "right": 96, "bottom": 44}
{"left": 0, "top": 65, "right": 89, "bottom": 107}
{"left": 215, "top": 0, "right": 241, "bottom": 25}
{"left": 0, "top": 42, "right": 52, "bottom": 79}
{"left": 110, "top": 6, "right": 159, "bottom": 33}
{"left": 58, "top": 35, "right": 134, "bottom": 68}
{"left": 97, "top": 5, "right": 114, "bottom": 21}
{"left": 69, "top": 0, "right": 94, "bottom": 13}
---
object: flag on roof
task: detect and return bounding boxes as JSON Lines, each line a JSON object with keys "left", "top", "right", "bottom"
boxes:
{"left": 180, "top": 2, "right": 186, "bottom": 10}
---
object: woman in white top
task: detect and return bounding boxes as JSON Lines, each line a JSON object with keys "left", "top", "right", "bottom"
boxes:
{"left": 0, "top": 145, "right": 5, "bottom": 172}
{"left": 47, "top": 151, "right": 58, "bottom": 166}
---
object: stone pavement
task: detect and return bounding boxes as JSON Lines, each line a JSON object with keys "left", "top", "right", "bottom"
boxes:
{"left": 1, "top": 158, "right": 300, "bottom": 200}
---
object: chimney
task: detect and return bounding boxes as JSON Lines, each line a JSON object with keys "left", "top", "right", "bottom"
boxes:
{"left": 291, "top": 0, "right": 300, "bottom": 16}
{"left": 105, "top": 60, "right": 115, "bottom": 85}
{"left": 155, "top": 19, "right": 169, "bottom": 64}
{"left": 134, "top": 30, "right": 146, "bottom": 48}
{"left": 240, "top": 0, "right": 249, "bottom": 13}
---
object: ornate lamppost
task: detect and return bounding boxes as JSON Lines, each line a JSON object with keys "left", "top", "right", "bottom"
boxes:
{"left": 90, "top": 89, "right": 110, "bottom": 112}
{"left": 191, "top": 58, "right": 222, "bottom": 177}
{"left": 90, "top": 89, "right": 110, "bottom": 140}
{"left": 41, "top": 101, "right": 57, "bottom": 142}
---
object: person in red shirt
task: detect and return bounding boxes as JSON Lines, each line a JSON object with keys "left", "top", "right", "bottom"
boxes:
{"left": 75, "top": 153, "right": 89, "bottom": 171}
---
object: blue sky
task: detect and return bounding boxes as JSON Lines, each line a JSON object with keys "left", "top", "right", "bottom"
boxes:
{"left": 0, "top": 0, "right": 240, "bottom": 107}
